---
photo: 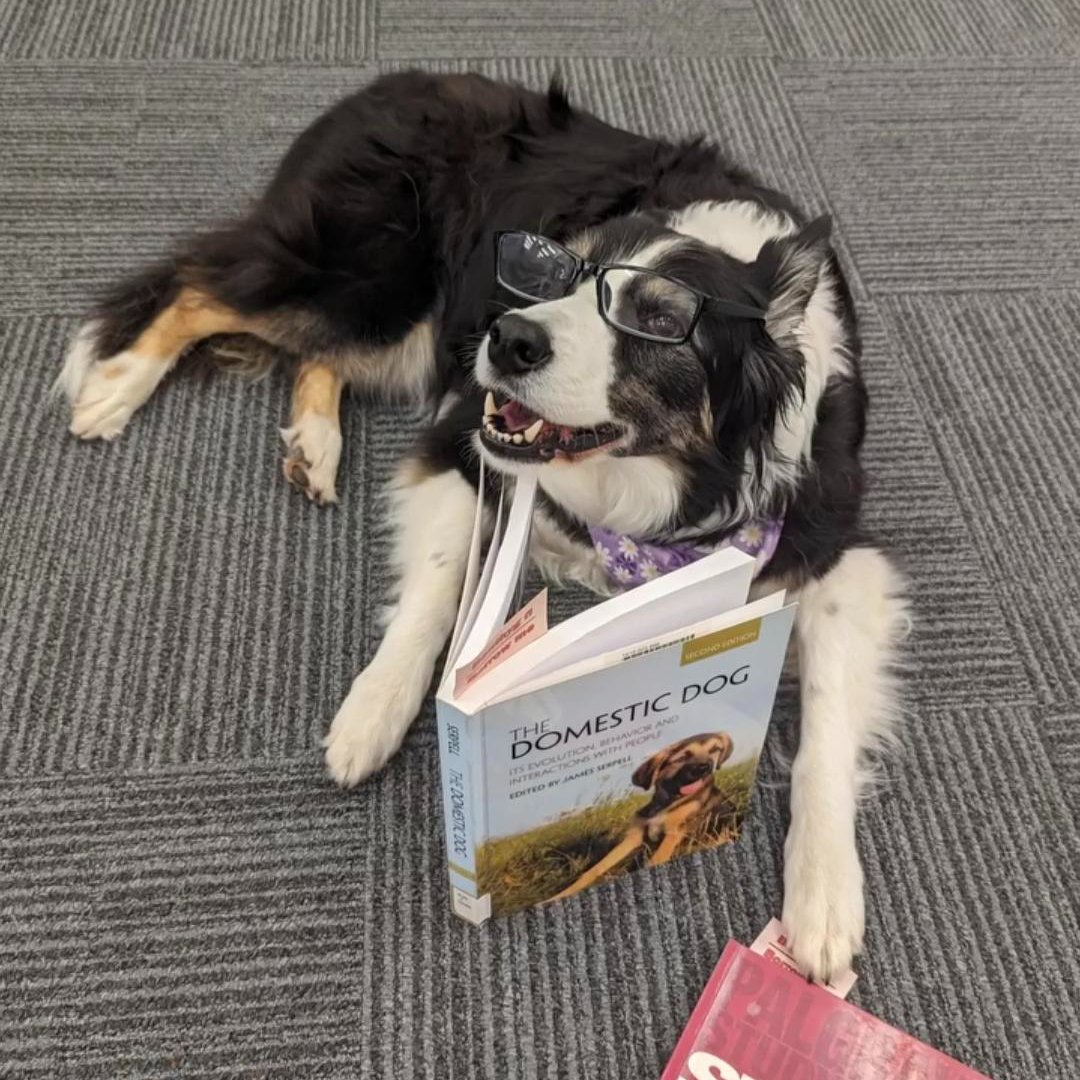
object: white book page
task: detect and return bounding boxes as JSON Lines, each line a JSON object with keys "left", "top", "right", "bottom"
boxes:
{"left": 443, "top": 477, "right": 505, "bottom": 682}
{"left": 444, "top": 458, "right": 489, "bottom": 675}
{"left": 492, "top": 590, "right": 787, "bottom": 703}
{"left": 452, "top": 472, "right": 538, "bottom": 670}
{"left": 455, "top": 545, "right": 754, "bottom": 711}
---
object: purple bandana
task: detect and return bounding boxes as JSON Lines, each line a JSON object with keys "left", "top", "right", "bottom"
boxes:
{"left": 588, "top": 518, "right": 784, "bottom": 589}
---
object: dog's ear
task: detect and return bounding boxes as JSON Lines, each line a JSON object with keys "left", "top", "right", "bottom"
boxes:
{"left": 754, "top": 215, "right": 833, "bottom": 346}
{"left": 632, "top": 748, "right": 669, "bottom": 789}
{"left": 709, "top": 733, "right": 734, "bottom": 767}
{"left": 699, "top": 218, "right": 831, "bottom": 484}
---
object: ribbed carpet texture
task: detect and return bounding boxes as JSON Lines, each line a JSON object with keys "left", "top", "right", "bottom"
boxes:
{"left": 2, "top": 2, "right": 1079, "bottom": 1077}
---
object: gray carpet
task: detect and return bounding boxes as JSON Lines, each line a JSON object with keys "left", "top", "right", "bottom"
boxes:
{"left": 2, "top": 2, "right": 1079, "bottom": 1077}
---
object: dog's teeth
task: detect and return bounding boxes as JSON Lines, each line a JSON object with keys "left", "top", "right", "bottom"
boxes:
{"left": 512, "top": 433, "right": 523, "bottom": 444}
{"left": 522, "top": 419, "right": 544, "bottom": 444}
{"left": 484, "top": 391, "right": 497, "bottom": 418}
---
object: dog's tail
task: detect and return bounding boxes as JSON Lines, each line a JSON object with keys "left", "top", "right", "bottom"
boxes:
{"left": 53, "top": 259, "right": 282, "bottom": 404}
{"left": 53, "top": 260, "right": 175, "bottom": 403}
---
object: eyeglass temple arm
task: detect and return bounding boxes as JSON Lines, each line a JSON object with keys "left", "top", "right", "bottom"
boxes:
{"left": 707, "top": 297, "right": 769, "bottom": 321}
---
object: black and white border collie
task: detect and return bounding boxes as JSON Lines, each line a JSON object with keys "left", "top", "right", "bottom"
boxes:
{"left": 55, "top": 71, "right": 908, "bottom": 980}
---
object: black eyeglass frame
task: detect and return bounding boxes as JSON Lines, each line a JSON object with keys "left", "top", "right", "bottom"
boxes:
{"left": 493, "top": 229, "right": 767, "bottom": 344}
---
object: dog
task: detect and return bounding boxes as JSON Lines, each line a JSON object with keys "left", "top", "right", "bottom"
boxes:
{"left": 54, "top": 70, "right": 908, "bottom": 980}
{"left": 552, "top": 733, "right": 737, "bottom": 901}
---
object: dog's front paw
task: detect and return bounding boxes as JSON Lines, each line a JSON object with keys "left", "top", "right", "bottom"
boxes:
{"left": 323, "top": 664, "right": 416, "bottom": 788}
{"left": 782, "top": 820, "right": 865, "bottom": 983}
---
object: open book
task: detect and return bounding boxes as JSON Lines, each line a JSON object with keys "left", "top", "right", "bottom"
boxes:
{"left": 435, "top": 462, "right": 796, "bottom": 923}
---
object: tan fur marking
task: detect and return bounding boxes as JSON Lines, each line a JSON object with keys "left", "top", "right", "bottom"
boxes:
{"left": 281, "top": 360, "right": 345, "bottom": 505}
{"left": 291, "top": 360, "right": 343, "bottom": 421}
{"left": 131, "top": 287, "right": 258, "bottom": 361}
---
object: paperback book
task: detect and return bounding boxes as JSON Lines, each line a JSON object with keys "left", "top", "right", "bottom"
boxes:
{"left": 435, "top": 463, "right": 795, "bottom": 923}
{"left": 662, "top": 940, "right": 991, "bottom": 1079}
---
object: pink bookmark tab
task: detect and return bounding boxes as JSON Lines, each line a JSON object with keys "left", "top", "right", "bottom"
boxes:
{"left": 750, "top": 918, "right": 858, "bottom": 999}
{"left": 455, "top": 589, "right": 548, "bottom": 697}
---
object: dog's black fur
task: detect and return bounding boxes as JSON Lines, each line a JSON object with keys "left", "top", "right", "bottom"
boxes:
{"left": 91, "top": 69, "right": 866, "bottom": 586}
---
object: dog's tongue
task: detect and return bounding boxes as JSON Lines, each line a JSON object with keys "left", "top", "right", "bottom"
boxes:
{"left": 498, "top": 399, "right": 541, "bottom": 433}
{"left": 679, "top": 778, "right": 708, "bottom": 797}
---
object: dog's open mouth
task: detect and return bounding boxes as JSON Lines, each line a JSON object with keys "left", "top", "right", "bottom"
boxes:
{"left": 678, "top": 778, "right": 710, "bottom": 797}
{"left": 480, "top": 392, "right": 624, "bottom": 462}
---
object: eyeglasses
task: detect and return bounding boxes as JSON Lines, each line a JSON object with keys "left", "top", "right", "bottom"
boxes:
{"left": 494, "top": 229, "right": 767, "bottom": 344}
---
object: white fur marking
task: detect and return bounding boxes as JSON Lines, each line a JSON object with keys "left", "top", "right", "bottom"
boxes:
{"left": 53, "top": 319, "right": 101, "bottom": 404}
{"left": 324, "top": 467, "right": 477, "bottom": 787}
{"left": 775, "top": 275, "right": 851, "bottom": 463}
{"left": 668, "top": 199, "right": 796, "bottom": 262}
{"left": 435, "top": 389, "right": 460, "bottom": 421}
{"left": 342, "top": 318, "right": 436, "bottom": 403}
{"left": 281, "top": 415, "right": 343, "bottom": 505}
{"left": 475, "top": 283, "right": 617, "bottom": 429}
{"left": 537, "top": 452, "right": 684, "bottom": 538}
{"left": 782, "top": 547, "right": 908, "bottom": 980}
{"left": 67, "top": 349, "right": 174, "bottom": 440}
{"left": 529, "top": 507, "right": 613, "bottom": 594}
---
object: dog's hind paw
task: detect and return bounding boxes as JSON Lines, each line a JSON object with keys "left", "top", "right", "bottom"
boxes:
{"left": 781, "top": 821, "right": 865, "bottom": 983}
{"left": 64, "top": 352, "right": 167, "bottom": 441}
{"left": 281, "top": 417, "right": 341, "bottom": 505}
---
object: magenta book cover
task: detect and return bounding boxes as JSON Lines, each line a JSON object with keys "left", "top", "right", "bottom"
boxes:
{"left": 662, "top": 943, "right": 991, "bottom": 1080}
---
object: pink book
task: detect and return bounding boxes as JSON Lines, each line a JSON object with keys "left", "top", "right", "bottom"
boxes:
{"left": 662, "top": 942, "right": 991, "bottom": 1080}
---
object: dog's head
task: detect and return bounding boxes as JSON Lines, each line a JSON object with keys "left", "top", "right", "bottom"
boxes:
{"left": 474, "top": 209, "right": 835, "bottom": 538}
{"left": 631, "top": 732, "right": 733, "bottom": 814}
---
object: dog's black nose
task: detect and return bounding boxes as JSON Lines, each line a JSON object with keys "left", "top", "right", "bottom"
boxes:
{"left": 487, "top": 314, "right": 553, "bottom": 375}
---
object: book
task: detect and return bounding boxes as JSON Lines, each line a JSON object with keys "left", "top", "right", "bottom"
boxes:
{"left": 435, "top": 463, "right": 796, "bottom": 923}
{"left": 750, "top": 918, "right": 858, "bottom": 999}
{"left": 662, "top": 941, "right": 991, "bottom": 1080}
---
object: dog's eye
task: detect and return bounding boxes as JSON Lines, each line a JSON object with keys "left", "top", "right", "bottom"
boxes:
{"left": 642, "top": 312, "right": 681, "bottom": 338}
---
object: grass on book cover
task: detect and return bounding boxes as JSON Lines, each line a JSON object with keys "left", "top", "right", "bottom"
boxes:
{"left": 477, "top": 751, "right": 759, "bottom": 914}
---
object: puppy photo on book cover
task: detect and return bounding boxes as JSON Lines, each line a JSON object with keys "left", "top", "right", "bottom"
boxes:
{"left": 481, "top": 731, "right": 752, "bottom": 913}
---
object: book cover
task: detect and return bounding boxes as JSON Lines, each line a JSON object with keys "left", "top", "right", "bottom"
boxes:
{"left": 662, "top": 943, "right": 991, "bottom": 1080}
{"left": 436, "top": 471, "right": 796, "bottom": 922}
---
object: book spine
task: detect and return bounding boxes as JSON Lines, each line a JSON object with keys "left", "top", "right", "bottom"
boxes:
{"left": 436, "top": 698, "right": 491, "bottom": 924}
